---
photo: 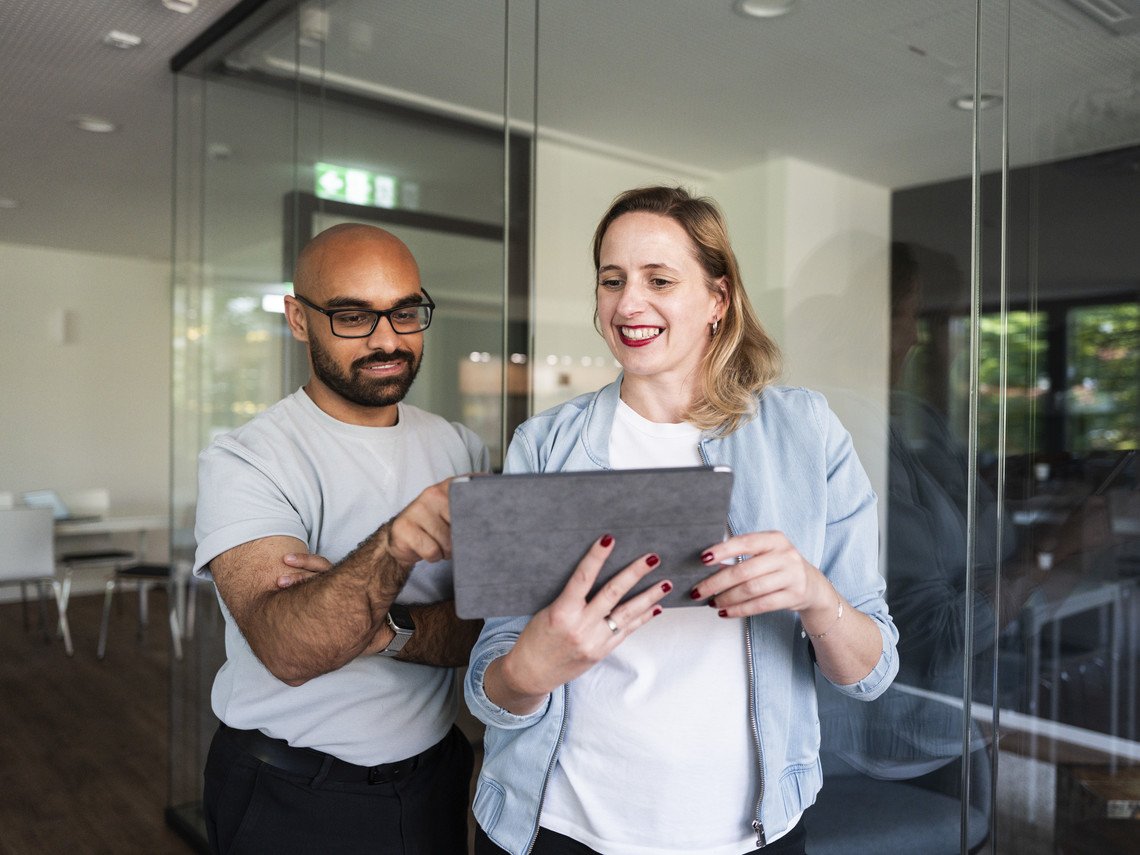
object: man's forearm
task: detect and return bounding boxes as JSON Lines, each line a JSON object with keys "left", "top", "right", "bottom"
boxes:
{"left": 397, "top": 601, "right": 483, "bottom": 667}
{"left": 239, "top": 524, "right": 413, "bottom": 684}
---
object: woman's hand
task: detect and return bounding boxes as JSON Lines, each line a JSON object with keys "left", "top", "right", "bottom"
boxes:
{"left": 486, "top": 534, "right": 670, "bottom": 715}
{"left": 695, "top": 531, "right": 886, "bottom": 684}
{"left": 691, "top": 531, "right": 837, "bottom": 627}
{"left": 276, "top": 551, "right": 334, "bottom": 589}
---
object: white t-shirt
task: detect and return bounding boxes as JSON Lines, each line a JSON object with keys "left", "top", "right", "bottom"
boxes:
{"left": 540, "top": 399, "right": 759, "bottom": 855}
{"left": 193, "top": 388, "right": 488, "bottom": 766}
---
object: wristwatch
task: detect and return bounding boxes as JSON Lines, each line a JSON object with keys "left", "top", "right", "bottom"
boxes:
{"left": 378, "top": 603, "right": 415, "bottom": 657}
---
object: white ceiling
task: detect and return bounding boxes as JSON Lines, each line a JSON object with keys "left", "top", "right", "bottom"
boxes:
{"left": 0, "top": 0, "right": 236, "bottom": 259}
{"left": 1, "top": 0, "right": 1138, "bottom": 261}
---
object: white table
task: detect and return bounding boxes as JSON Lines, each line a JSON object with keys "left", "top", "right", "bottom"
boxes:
{"left": 54, "top": 513, "right": 167, "bottom": 539}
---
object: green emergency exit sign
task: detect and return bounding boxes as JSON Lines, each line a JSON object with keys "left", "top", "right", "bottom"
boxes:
{"left": 315, "top": 162, "right": 397, "bottom": 208}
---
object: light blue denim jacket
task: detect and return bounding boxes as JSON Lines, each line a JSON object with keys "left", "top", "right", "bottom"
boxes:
{"left": 464, "top": 379, "right": 899, "bottom": 854}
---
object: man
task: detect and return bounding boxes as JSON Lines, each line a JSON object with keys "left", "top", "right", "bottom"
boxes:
{"left": 193, "top": 223, "right": 488, "bottom": 854}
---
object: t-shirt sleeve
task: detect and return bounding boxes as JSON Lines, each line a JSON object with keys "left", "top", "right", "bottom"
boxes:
{"left": 453, "top": 421, "right": 492, "bottom": 474}
{"left": 192, "top": 437, "right": 309, "bottom": 580}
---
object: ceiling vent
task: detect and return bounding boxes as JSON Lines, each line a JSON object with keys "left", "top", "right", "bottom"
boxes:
{"left": 1063, "top": 0, "right": 1140, "bottom": 34}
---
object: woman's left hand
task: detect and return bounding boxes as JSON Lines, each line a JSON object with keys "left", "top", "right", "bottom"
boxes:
{"left": 690, "top": 531, "right": 834, "bottom": 621}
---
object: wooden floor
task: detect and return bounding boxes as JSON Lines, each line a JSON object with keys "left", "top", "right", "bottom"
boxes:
{"left": 0, "top": 592, "right": 195, "bottom": 855}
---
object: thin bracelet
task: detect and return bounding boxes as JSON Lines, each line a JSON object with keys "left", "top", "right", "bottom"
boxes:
{"left": 801, "top": 600, "right": 844, "bottom": 640}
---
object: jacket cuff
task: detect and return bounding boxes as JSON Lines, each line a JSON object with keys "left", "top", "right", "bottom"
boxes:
{"left": 830, "top": 620, "right": 899, "bottom": 701}
{"left": 465, "top": 641, "right": 551, "bottom": 729}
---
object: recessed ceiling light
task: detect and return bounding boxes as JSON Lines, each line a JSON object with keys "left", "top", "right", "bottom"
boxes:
{"left": 161, "top": 0, "right": 198, "bottom": 13}
{"left": 103, "top": 30, "right": 143, "bottom": 49}
{"left": 953, "top": 93, "right": 1002, "bottom": 110}
{"left": 734, "top": 0, "right": 798, "bottom": 19}
{"left": 72, "top": 116, "right": 118, "bottom": 133}
{"left": 0, "top": 197, "right": 18, "bottom": 209}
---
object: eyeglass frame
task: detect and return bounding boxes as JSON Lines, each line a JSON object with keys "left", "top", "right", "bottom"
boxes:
{"left": 291, "top": 290, "right": 436, "bottom": 337}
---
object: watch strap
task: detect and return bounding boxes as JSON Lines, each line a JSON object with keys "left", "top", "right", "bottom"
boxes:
{"left": 378, "top": 603, "right": 414, "bottom": 657}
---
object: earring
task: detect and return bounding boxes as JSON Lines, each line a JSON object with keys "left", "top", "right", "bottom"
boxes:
{"left": 710, "top": 319, "right": 719, "bottom": 336}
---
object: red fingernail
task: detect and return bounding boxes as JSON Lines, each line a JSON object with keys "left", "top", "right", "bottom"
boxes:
{"left": 646, "top": 554, "right": 660, "bottom": 568}
{"left": 652, "top": 606, "right": 663, "bottom": 617}
{"left": 600, "top": 534, "right": 613, "bottom": 547}
{"left": 689, "top": 589, "right": 701, "bottom": 600}
{"left": 718, "top": 609, "right": 728, "bottom": 617}
{"left": 661, "top": 581, "right": 672, "bottom": 593}
{"left": 707, "top": 598, "right": 717, "bottom": 608}
{"left": 701, "top": 550, "right": 715, "bottom": 564}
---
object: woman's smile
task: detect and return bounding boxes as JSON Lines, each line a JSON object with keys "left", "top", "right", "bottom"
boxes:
{"left": 617, "top": 325, "right": 663, "bottom": 346}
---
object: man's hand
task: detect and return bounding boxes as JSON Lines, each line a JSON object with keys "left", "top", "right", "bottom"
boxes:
{"left": 277, "top": 551, "right": 334, "bottom": 589}
{"left": 387, "top": 479, "right": 454, "bottom": 567}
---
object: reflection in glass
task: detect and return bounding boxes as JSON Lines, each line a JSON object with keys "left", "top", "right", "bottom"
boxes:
{"left": 1066, "top": 303, "right": 1140, "bottom": 454}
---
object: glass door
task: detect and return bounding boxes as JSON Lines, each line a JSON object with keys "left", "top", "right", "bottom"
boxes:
{"left": 169, "top": 0, "right": 519, "bottom": 846}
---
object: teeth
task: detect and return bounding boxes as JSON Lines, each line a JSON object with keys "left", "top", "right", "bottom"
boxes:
{"left": 621, "top": 326, "right": 661, "bottom": 341}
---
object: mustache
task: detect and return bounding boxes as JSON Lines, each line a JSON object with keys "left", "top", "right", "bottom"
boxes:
{"left": 352, "top": 350, "right": 415, "bottom": 371}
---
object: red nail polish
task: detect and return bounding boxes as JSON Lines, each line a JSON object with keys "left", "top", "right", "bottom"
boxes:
{"left": 600, "top": 534, "right": 613, "bottom": 547}
{"left": 661, "top": 581, "right": 673, "bottom": 593}
{"left": 652, "top": 606, "right": 663, "bottom": 617}
{"left": 718, "top": 609, "right": 728, "bottom": 618}
{"left": 689, "top": 589, "right": 701, "bottom": 600}
{"left": 701, "top": 550, "right": 715, "bottom": 564}
{"left": 646, "top": 554, "right": 660, "bottom": 568}
{"left": 707, "top": 598, "right": 717, "bottom": 608}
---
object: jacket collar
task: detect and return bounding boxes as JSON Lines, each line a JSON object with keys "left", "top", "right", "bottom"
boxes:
{"left": 581, "top": 375, "right": 622, "bottom": 468}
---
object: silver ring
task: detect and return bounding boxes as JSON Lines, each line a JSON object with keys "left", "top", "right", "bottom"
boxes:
{"left": 605, "top": 616, "right": 620, "bottom": 634}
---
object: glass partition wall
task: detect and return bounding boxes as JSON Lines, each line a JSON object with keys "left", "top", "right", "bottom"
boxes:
{"left": 169, "top": 0, "right": 524, "bottom": 845}
{"left": 170, "top": 1, "right": 1139, "bottom": 851}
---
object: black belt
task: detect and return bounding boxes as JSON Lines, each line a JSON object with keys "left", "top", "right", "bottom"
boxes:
{"left": 219, "top": 722, "right": 449, "bottom": 784}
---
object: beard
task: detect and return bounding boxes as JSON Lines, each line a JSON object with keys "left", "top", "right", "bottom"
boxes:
{"left": 309, "top": 338, "right": 422, "bottom": 408}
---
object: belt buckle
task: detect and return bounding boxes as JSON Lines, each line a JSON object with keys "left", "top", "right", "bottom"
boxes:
{"left": 367, "top": 757, "right": 415, "bottom": 784}
{"left": 367, "top": 765, "right": 390, "bottom": 785}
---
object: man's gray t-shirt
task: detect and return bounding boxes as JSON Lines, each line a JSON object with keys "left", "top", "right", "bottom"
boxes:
{"left": 194, "top": 388, "right": 489, "bottom": 766}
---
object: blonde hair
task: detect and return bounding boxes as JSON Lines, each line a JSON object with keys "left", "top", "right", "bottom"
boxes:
{"left": 592, "top": 186, "right": 782, "bottom": 434}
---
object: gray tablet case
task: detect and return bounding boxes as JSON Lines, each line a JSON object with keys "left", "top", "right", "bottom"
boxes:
{"left": 451, "top": 466, "right": 733, "bottom": 618}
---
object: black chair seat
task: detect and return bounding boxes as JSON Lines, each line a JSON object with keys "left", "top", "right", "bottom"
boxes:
{"left": 61, "top": 549, "right": 134, "bottom": 563}
{"left": 116, "top": 563, "right": 173, "bottom": 580}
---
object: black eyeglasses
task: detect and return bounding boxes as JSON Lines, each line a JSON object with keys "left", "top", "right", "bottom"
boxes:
{"left": 293, "top": 291, "right": 435, "bottom": 337}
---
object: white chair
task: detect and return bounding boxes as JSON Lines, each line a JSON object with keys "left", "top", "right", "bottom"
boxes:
{"left": 59, "top": 487, "right": 111, "bottom": 518}
{"left": 97, "top": 560, "right": 186, "bottom": 660}
{"left": 56, "top": 487, "right": 136, "bottom": 587}
{"left": 0, "top": 507, "right": 73, "bottom": 655}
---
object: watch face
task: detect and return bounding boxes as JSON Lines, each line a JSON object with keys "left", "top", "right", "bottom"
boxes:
{"left": 387, "top": 604, "right": 415, "bottom": 632}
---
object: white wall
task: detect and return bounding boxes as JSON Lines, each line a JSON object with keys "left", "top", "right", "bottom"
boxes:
{"left": 0, "top": 242, "right": 171, "bottom": 521}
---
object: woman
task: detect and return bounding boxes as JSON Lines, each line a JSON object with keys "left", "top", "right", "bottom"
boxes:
{"left": 464, "top": 186, "right": 898, "bottom": 855}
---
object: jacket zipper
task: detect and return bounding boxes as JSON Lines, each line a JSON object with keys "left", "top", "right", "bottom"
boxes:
{"left": 526, "top": 685, "right": 570, "bottom": 854}
{"left": 699, "top": 444, "right": 766, "bottom": 847}
{"left": 744, "top": 622, "right": 767, "bottom": 847}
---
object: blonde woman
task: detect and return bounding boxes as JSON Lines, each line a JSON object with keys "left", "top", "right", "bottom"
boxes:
{"left": 465, "top": 186, "right": 898, "bottom": 855}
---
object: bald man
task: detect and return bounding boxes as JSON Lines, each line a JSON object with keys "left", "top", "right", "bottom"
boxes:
{"left": 194, "top": 223, "right": 488, "bottom": 854}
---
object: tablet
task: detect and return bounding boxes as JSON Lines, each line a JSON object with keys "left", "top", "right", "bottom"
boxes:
{"left": 450, "top": 466, "right": 733, "bottom": 618}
